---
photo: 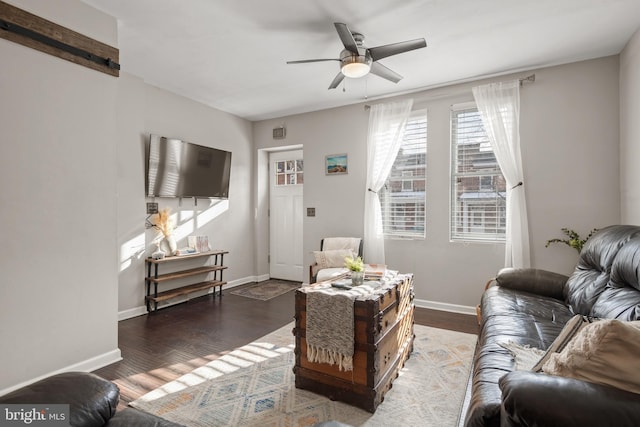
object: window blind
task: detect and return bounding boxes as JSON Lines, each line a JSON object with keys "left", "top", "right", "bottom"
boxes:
{"left": 450, "top": 105, "right": 506, "bottom": 242}
{"left": 381, "top": 112, "right": 427, "bottom": 239}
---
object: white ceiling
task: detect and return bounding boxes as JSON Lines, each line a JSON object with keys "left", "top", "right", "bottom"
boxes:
{"left": 81, "top": 0, "right": 640, "bottom": 121}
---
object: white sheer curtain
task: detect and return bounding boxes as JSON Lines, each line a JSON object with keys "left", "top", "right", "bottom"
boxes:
{"left": 363, "top": 99, "right": 414, "bottom": 264}
{"left": 472, "top": 80, "right": 530, "bottom": 268}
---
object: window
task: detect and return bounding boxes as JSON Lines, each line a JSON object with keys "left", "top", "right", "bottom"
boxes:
{"left": 275, "top": 159, "right": 303, "bottom": 185}
{"left": 450, "top": 104, "right": 506, "bottom": 242}
{"left": 380, "top": 111, "right": 427, "bottom": 239}
{"left": 401, "top": 171, "right": 414, "bottom": 192}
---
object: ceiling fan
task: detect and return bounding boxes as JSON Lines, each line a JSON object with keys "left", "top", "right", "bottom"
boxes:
{"left": 287, "top": 22, "right": 427, "bottom": 90}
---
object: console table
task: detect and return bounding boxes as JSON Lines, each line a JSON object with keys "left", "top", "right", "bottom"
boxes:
{"left": 293, "top": 273, "right": 414, "bottom": 412}
{"left": 145, "top": 250, "right": 228, "bottom": 312}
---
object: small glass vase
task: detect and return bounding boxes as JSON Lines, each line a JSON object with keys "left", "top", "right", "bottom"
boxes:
{"left": 351, "top": 270, "right": 365, "bottom": 286}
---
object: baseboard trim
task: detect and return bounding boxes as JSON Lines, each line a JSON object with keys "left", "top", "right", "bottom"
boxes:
{"left": 119, "top": 281, "right": 476, "bottom": 320}
{"left": 118, "top": 306, "right": 148, "bottom": 321}
{"left": 414, "top": 298, "right": 476, "bottom": 316}
{"left": 117, "top": 275, "right": 270, "bottom": 321}
{"left": 255, "top": 273, "right": 271, "bottom": 282}
{"left": 0, "top": 348, "right": 122, "bottom": 396}
{"left": 226, "top": 274, "right": 270, "bottom": 287}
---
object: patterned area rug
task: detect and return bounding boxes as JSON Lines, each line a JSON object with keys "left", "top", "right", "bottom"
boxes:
{"left": 130, "top": 323, "right": 476, "bottom": 426}
{"left": 229, "top": 280, "right": 301, "bottom": 301}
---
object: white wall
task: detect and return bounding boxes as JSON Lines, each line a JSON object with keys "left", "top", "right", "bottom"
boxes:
{"left": 116, "top": 76, "right": 255, "bottom": 316}
{"left": 0, "top": 0, "right": 256, "bottom": 392}
{"left": 254, "top": 56, "right": 621, "bottom": 310}
{"left": 522, "top": 57, "right": 621, "bottom": 271}
{"left": 116, "top": 73, "right": 146, "bottom": 315}
{"left": 621, "top": 28, "right": 640, "bottom": 224}
{"left": 0, "top": 0, "right": 120, "bottom": 391}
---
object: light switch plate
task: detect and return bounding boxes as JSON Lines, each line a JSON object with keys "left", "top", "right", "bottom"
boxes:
{"left": 146, "top": 202, "right": 158, "bottom": 214}
{"left": 307, "top": 207, "right": 316, "bottom": 217}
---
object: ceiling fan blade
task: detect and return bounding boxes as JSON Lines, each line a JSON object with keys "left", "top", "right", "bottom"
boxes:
{"left": 369, "top": 38, "right": 427, "bottom": 62}
{"left": 287, "top": 59, "right": 340, "bottom": 64}
{"left": 370, "top": 62, "right": 403, "bottom": 83}
{"left": 328, "top": 72, "right": 345, "bottom": 90}
{"left": 334, "top": 22, "right": 359, "bottom": 54}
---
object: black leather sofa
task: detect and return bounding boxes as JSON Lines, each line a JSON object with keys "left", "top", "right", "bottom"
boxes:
{"left": 0, "top": 372, "right": 182, "bottom": 426}
{"left": 462, "top": 224, "right": 640, "bottom": 427}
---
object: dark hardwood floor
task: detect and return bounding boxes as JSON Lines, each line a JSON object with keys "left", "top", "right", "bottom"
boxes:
{"left": 94, "top": 282, "right": 478, "bottom": 408}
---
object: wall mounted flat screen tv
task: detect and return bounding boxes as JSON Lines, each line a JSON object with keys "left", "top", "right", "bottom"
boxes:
{"left": 146, "top": 134, "right": 232, "bottom": 199}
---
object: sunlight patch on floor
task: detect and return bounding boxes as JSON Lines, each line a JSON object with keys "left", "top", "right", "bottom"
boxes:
{"left": 128, "top": 340, "right": 293, "bottom": 402}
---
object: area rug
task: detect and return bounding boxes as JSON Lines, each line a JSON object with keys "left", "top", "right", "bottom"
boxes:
{"left": 229, "top": 280, "right": 301, "bottom": 301}
{"left": 130, "top": 322, "right": 477, "bottom": 426}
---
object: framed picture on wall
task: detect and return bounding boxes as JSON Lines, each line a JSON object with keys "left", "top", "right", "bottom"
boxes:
{"left": 325, "top": 153, "right": 348, "bottom": 175}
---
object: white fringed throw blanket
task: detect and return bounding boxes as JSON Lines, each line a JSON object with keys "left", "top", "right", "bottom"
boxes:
{"left": 304, "top": 282, "right": 379, "bottom": 371}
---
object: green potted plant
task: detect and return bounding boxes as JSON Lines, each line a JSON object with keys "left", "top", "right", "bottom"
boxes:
{"left": 545, "top": 228, "right": 598, "bottom": 253}
{"left": 344, "top": 255, "right": 365, "bottom": 285}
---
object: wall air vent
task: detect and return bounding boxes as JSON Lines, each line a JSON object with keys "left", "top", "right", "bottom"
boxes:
{"left": 273, "top": 126, "right": 286, "bottom": 139}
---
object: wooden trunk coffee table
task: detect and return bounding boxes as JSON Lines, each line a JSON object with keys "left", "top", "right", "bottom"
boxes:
{"left": 293, "top": 274, "right": 414, "bottom": 412}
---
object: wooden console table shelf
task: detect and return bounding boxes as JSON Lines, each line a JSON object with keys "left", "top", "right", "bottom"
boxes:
{"left": 147, "top": 280, "right": 224, "bottom": 304}
{"left": 145, "top": 250, "right": 228, "bottom": 312}
{"left": 147, "top": 265, "right": 226, "bottom": 283}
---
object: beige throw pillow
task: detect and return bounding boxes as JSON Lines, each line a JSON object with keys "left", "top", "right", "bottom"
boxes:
{"left": 531, "top": 314, "right": 592, "bottom": 372}
{"left": 313, "top": 249, "right": 355, "bottom": 269}
{"left": 542, "top": 319, "right": 640, "bottom": 394}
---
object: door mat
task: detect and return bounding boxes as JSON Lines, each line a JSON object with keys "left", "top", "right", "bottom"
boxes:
{"left": 229, "top": 280, "right": 301, "bottom": 301}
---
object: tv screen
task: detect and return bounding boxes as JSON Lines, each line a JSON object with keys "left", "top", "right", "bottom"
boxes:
{"left": 146, "top": 134, "right": 232, "bottom": 199}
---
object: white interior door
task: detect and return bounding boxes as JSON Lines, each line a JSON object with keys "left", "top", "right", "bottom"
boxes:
{"left": 269, "top": 150, "right": 303, "bottom": 281}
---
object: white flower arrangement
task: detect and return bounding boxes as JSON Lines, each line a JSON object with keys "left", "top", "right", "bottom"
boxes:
{"left": 150, "top": 207, "right": 174, "bottom": 237}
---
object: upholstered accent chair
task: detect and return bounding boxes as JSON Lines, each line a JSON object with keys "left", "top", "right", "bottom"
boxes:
{"left": 309, "top": 237, "right": 363, "bottom": 283}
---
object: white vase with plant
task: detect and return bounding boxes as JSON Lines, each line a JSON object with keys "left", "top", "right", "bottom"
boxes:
{"left": 151, "top": 207, "right": 177, "bottom": 256}
{"left": 345, "top": 255, "right": 365, "bottom": 286}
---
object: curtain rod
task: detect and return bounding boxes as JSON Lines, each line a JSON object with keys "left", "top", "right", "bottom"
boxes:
{"left": 519, "top": 74, "right": 536, "bottom": 86}
{"left": 364, "top": 73, "right": 536, "bottom": 110}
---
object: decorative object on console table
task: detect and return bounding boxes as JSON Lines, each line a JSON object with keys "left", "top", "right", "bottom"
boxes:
{"left": 294, "top": 273, "right": 415, "bottom": 412}
{"left": 151, "top": 248, "right": 165, "bottom": 260}
{"left": 149, "top": 207, "right": 177, "bottom": 256}
{"left": 188, "top": 235, "right": 211, "bottom": 253}
{"left": 161, "top": 234, "right": 177, "bottom": 256}
{"left": 175, "top": 246, "right": 198, "bottom": 256}
{"left": 145, "top": 250, "right": 228, "bottom": 312}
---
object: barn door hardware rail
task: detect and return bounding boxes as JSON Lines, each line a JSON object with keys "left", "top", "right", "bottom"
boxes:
{"left": 0, "top": 1, "right": 119, "bottom": 77}
{"left": 0, "top": 18, "right": 120, "bottom": 71}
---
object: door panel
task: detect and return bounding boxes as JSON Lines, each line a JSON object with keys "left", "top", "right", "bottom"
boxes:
{"left": 269, "top": 150, "right": 303, "bottom": 281}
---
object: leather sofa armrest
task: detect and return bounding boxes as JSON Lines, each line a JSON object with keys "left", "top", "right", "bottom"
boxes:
{"left": 495, "top": 268, "right": 568, "bottom": 300}
{"left": 500, "top": 371, "right": 640, "bottom": 427}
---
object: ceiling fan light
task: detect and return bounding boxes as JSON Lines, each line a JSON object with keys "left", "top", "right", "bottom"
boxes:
{"left": 340, "top": 52, "right": 372, "bottom": 78}
{"left": 341, "top": 62, "right": 371, "bottom": 78}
